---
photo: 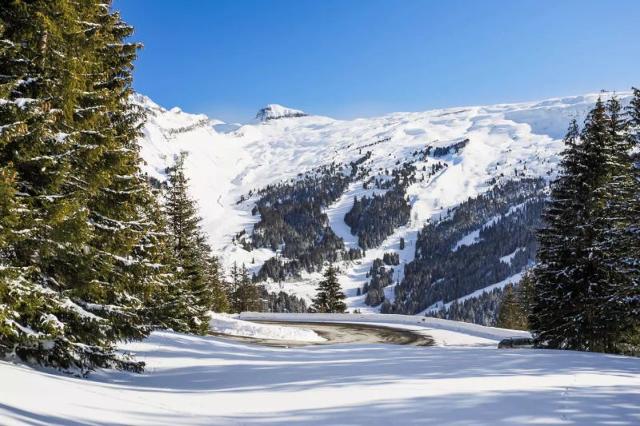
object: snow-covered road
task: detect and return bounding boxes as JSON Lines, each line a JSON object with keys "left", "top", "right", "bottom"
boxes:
{"left": 1, "top": 316, "right": 639, "bottom": 425}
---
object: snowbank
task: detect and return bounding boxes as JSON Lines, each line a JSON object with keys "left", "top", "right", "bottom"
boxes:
{"left": 238, "top": 312, "right": 531, "bottom": 343}
{"left": 209, "top": 313, "right": 325, "bottom": 342}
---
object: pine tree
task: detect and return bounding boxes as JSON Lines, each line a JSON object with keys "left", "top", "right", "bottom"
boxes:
{"left": 71, "top": 3, "right": 170, "bottom": 349}
{"left": 231, "top": 264, "right": 261, "bottom": 312}
{"left": 205, "top": 255, "right": 230, "bottom": 313}
{"left": 228, "top": 262, "right": 241, "bottom": 312}
{"left": 497, "top": 284, "right": 527, "bottom": 330}
{"left": 532, "top": 96, "right": 639, "bottom": 353}
{"left": 163, "top": 153, "right": 214, "bottom": 333}
{"left": 531, "top": 118, "right": 588, "bottom": 349}
{"left": 0, "top": 1, "right": 165, "bottom": 373}
{"left": 589, "top": 96, "right": 639, "bottom": 352}
{"left": 611, "top": 89, "right": 640, "bottom": 352}
{"left": 312, "top": 265, "right": 346, "bottom": 313}
{"left": 628, "top": 87, "right": 640, "bottom": 153}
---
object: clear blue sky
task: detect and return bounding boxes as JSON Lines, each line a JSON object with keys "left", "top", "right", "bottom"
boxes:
{"left": 113, "top": 0, "right": 640, "bottom": 123}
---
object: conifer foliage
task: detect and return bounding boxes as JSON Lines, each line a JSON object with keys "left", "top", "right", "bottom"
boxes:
{"left": 0, "top": 0, "right": 165, "bottom": 373}
{"left": 162, "top": 153, "right": 228, "bottom": 333}
{"left": 496, "top": 274, "right": 533, "bottom": 331}
{"left": 531, "top": 93, "right": 640, "bottom": 354}
{"left": 228, "top": 263, "right": 262, "bottom": 313}
{"left": 312, "top": 265, "right": 347, "bottom": 313}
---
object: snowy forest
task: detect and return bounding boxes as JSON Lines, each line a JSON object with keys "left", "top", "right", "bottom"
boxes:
{"left": 1, "top": 0, "right": 639, "bottom": 381}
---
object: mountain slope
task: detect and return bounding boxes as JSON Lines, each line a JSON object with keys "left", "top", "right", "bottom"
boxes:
{"left": 135, "top": 92, "right": 631, "bottom": 317}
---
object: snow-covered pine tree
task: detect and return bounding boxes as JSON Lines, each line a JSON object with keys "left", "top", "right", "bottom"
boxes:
{"left": 624, "top": 88, "right": 640, "bottom": 351}
{"left": 228, "top": 262, "right": 241, "bottom": 312}
{"left": 628, "top": 87, "right": 640, "bottom": 154}
{"left": 532, "top": 97, "right": 637, "bottom": 353}
{"left": 531, "top": 118, "right": 588, "bottom": 349}
{"left": 588, "top": 96, "right": 640, "bottom": 352}
{"left": 68, "top": 2, "right": 172, "bottom": 351}
{"left": 574, "top": 97, "right": 633, "bottom": 352}
{"left": 163, "top": 152, "right": 215, "bottom": 333}
{"left": 312, "top": 265, "right": 346, "bottom": 313}
{"left": 0, "top": 1, "right": 159, "bottom": 373}
{"left": 232, "top": 264, "right": 262, "bottom": 312}
{"left": 204, "top": 254, "right": 230, "bottom": 313}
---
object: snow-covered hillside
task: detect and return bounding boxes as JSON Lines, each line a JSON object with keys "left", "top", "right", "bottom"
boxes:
{"left": 135, "top": 92, "right": 631, "bottom": 310}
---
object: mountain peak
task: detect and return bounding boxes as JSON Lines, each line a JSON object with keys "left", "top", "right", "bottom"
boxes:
{"left": 256, "top": 104, "right": 307, "bottom": 121}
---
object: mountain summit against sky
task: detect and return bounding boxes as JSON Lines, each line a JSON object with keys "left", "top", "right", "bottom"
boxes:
{"left": 255, "top": 104, "right": 308, "bottom": 121}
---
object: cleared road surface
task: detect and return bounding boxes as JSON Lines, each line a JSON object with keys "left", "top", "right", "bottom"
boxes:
{"left": 211, "top": 321, "right": 434, "bottom": 347}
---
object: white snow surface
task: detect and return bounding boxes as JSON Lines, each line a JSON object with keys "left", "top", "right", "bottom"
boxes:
{"left": 2, "top": 316, "right": 639, "bottom": 425}
{"left": 134, "top": 92, "right": 632, "bottom": 308}
{"left": 209, "top": 312, "right": 325, "bottom": 342}
{"left": 255, "top": 104, "right": 307, "bottom": 121}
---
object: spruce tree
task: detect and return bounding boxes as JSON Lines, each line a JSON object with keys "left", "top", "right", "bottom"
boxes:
{"left": 312, "top": 265, "right": 346, "bottom": 313}
{"left": 163, "top": 152, "right": 216, "bottom": 333}
{"left": 532, "top": 96, "right": 638, "bottom": 353}
{"left": 232, "top": 264, "right": 261, "bottom": 312}
{"left": 0, "top": 1, "right": 164, "bottom": 373}
{"left": 228, "top": 262, "right": 241, "bottom": 312}
{"left": 589, "top": 96, "right": 639, "bottom": 351}
{"left": 610, "top": 89, "right": 640, "bottom": 352}
{"left": 531, "top": 118, "right": 588, "bottom": 349}
{"left": 497, "top": 285, "right": 527, "bottom": 330}
{"left": 72, "top": 2, "right": 169, "bottom": 348}
{"left": 205, "top": 255, "right": 230, "bottom": 313}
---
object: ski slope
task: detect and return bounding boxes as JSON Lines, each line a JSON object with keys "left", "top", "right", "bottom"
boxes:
{"left": 2, "top": 315, "right": 639, "bottom": 425}
{"left": 135, "top": 92, "right": 632, "bottom": 308}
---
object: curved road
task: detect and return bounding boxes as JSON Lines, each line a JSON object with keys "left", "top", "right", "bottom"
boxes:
{"left": 212, "top": 321, "right": 434, "bottom": 347}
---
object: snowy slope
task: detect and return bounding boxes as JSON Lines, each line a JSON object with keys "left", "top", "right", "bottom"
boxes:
{"left": 2, "top": 324, "right": 639, "bottom": 425}
{"left": 135, "top": 92, "right": 631, "bottom": 308}
{"left": 209, "top": 313, "right": 325, "bottom": 342}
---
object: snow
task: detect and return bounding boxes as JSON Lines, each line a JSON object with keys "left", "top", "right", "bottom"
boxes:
{"left": 452, "top": 215, "right": 500, "bottom": 251}
{"left": 422, "top": 272, "right": 526, "bottom": 314}
{"left": 500, "top": 247, "right": 525, "bottom": 264}
{"left": 134, "top": 91, "right": 632, "bottom": 308}
{"left": 2, "top": 316, "right": 640, "bottom": 425}
{"left": 209, "top": 312, "right": 325, "bottom": 342}
{"left": 255, "top": 104, "right": 307, "bottom": 121}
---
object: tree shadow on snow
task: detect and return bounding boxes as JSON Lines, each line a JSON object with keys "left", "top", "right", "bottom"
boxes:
{"left": 91, "top": 333, "right": 640, "bottom": 395}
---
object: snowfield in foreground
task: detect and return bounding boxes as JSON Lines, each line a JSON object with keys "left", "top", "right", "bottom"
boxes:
{"left": 2, "top": 316, "right": 640, "bottom": 425}
{"left": 208, "top": 313, "right": 325, "bottom": 342}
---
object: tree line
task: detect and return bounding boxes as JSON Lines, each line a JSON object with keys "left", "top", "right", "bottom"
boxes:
{"left": 385, "top": 179, "right": 545, "bottom": 315}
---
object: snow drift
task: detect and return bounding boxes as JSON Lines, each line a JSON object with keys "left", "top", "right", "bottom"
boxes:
{"left": 209, "top": 313, "right": 325, "bottom": 342}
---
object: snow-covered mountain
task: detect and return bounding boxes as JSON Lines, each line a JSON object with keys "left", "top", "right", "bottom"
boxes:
{"left": 255, "top": 103, "right": 308, "bottom": 121}
{"left": 134, "top": 92, "right": 631, "bottom": 315}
